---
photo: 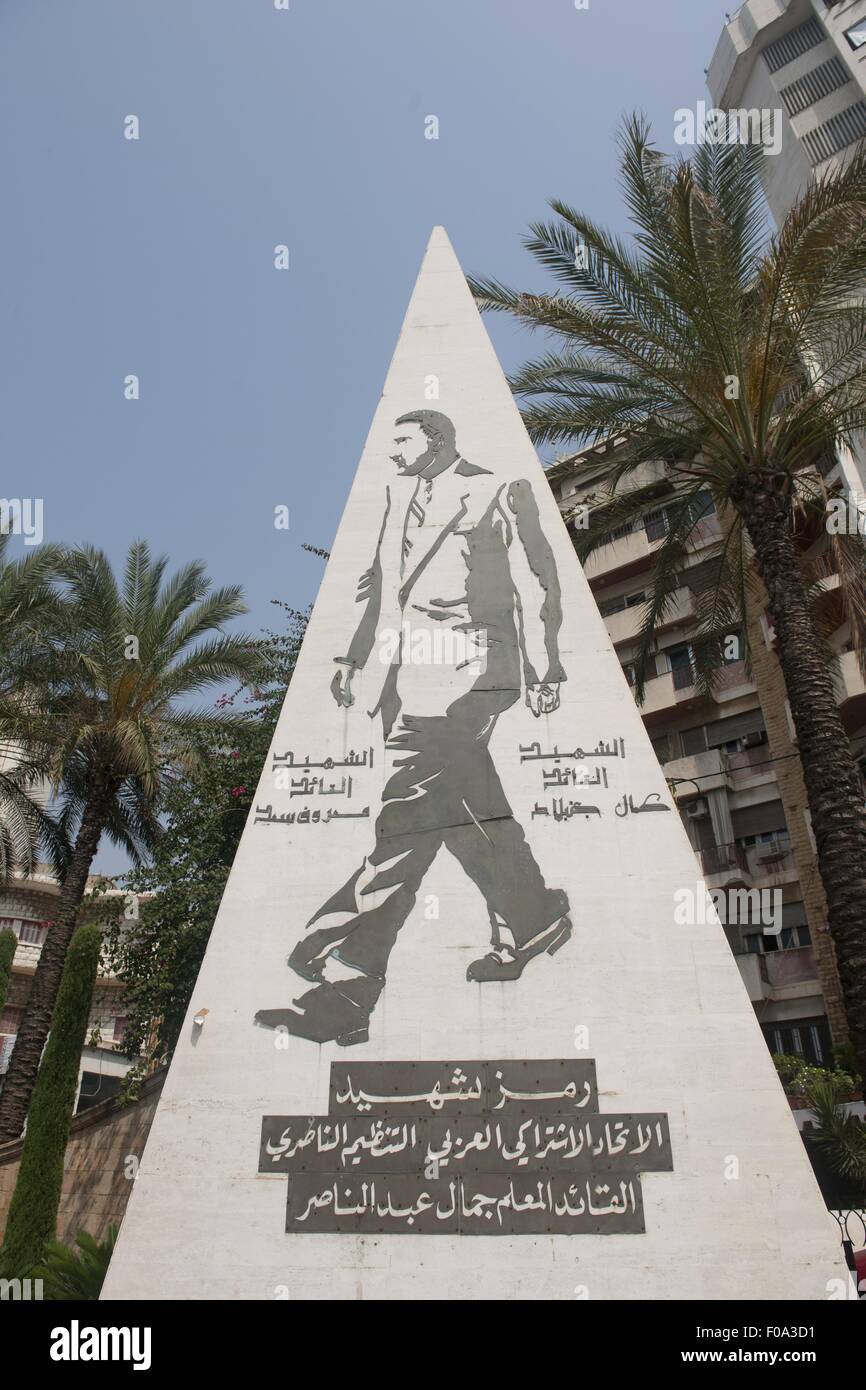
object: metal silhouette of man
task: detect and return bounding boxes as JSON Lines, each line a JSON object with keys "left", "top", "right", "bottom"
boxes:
{"left": 256, "top": 409, "right": 570, "bottom": 1045}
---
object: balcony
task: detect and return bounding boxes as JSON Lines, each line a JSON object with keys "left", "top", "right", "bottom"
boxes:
{"left": 745, "top": 836, "right": 798, "bottom": 883}
{"left": 698, "top": 840, "right": 751, "bottom": 887}
{"left": 585, "top": 526, "right": 658, "bottom": 582}
{"left": 735, "top": 945, "right": 820, "bottom": 1005}
{"left": 666, "top": 747, "right": 730, "bottom": 797}
{"left": 761, "top": 945, "right": 819, "bottom": 992}
{"left": 636, "top": 665, "right": 702, "bottom": 716}
{"left": 604, "top": 586, "right": 695, "bottom": 647}
{"left": 834, "top": 650, "right": 866, "bottom": 706}
{"left": 726, "top": 743, "right": 773, "bottom": 778}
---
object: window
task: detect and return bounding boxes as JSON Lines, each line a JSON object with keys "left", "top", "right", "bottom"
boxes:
{"left": 680, "top": 724, "right": 708, "bottom": 757}
{"left": 738, "top": 830, "right": 791, "bottom": 850}
{"left": 745, "top": 924, "right": 811, "bottom": 954}
{"left": 607, "top": 518, "right": 638, "bottom": 543}
{"left": 643, "top": 492, "right": 715, "bottom": 544}
{"left": 665, "top": 644, "right": 695, "bottom": 690}
{"left": 0, "top": 916, "right": 50, "bottom": 946}
{"left": 705, "top": 710, "right": 766, "bottom": 749}
{"left": 687, "top": 490, "right": 716, "bottom": 521}
{"left": 845, "top": 22, "right": 866, "bottom": 52}
{"left": 761, "top": 1017, "right": 831, "bottom": 1067}
{"left": 650, "top": 736, "right": 673, "bottom": 765}
{"left": 18, "top": 920, "right": 49, "bottom": 946}
{"left": 0, "top": 1004, "right": 23, "bottom": 1035}
{"left": 598, "top": 589, "right": 646, "bottom": 617}
{"left": 621, "top": 655, "right": 657, "bottom": 687}
{"left": 643, "top": 507, "right": 671, "bottom": 543}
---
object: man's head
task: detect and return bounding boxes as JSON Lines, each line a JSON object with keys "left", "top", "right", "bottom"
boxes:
{"left": 391, "top": 410, "right": 458, "bottom": 477}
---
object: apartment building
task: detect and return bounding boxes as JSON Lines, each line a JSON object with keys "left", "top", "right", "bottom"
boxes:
{"left": 709, "top": 0, "right": 866, "bottom": 225}
{"left": 0, "top": 869, "right": 138, "bottom": 1113}
{"left": 709, "top": 1, "right": 866, "bottom": 496}
{"left": 547, "top": 446, "right": 866, "bottom": 1067}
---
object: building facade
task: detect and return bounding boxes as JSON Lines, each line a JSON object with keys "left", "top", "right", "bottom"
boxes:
{"left": 546, "top": 447, "right": 866, "bottom": 1068}
{"left": 0, "top": 870, "right": 137, "bottom": 1112}
{"left": 708, "top": 1, "right": 866, "bottom": 496}
{"left": 709, "top": 0, "right": 866, "bottom": 227}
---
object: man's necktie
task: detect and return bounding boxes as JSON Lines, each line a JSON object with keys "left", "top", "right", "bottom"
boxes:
{"left": 402, "top": 480, "right": 432, "bottom": 569}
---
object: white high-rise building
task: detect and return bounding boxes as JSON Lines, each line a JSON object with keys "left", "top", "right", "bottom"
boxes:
{"left": 709, "top": 1, "right": 866, "bottom": 493}
{"left": 709, "top": 1, "right": 866, "bottom": 226}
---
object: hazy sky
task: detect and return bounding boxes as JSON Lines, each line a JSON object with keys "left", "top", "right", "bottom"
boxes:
{"left": 1, "top": 0, "right": 728, "bottom": 868}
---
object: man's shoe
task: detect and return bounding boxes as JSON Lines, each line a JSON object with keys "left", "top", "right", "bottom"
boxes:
{"left": 255, "top": 975, "right": 383, "bottom": 1047}
{"left": 466, "top": 915, "right": 572, "bottom": 983}
{"left": 288, "top": 924, "right": 350, "bottom": 983}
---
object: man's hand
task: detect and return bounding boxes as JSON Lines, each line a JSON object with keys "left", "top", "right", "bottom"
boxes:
{"left": 526, "top": 682, "right": 560, "bottom": 718}
{"left": 330, "top": 667, "right": 355, "bottom": 708}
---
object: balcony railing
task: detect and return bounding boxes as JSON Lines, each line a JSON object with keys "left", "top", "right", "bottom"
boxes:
{"left": 698, "top": 841, "right": 750, "bottom": 878}
{"left": 727, "top": 744, "right": 772, "bottom": 773}
{"left": 747, "top": 836, "right": 796, "bottom": 879}
{"left": 759, "top": 945, "right": 819, "bottom": 990}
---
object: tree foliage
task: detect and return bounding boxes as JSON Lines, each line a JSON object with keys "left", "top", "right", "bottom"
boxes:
{"left": 470, "top": 116, "right": 866, "bottom": 1084}
{"left": 0, "top": 540, "right": 266, "bottom": 1143}
{"left": 0, "top": 921, "right": 102, "bottom": 1279}
{"left": 107, "top": 602, "right": 307, "bottom": 1086}
{"left": 31, "top": 1225, "right": 118, "bottom": 1300}
{"left": 0, "top": 927, "right": 17, "bottom": 1019}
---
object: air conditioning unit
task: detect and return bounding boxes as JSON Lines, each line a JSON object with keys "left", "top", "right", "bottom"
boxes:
{"left": 742, "top": 732, "right": 765, "bottom": 749}
{"left": 685, "top": 798, "right": 709, "bottom": 818}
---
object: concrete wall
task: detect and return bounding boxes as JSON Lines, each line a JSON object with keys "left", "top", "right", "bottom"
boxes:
{"left": 0, "top": 1071, "right": 164, "bottom": 1246}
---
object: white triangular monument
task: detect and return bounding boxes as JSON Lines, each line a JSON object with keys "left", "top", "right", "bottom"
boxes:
{"left": 104, "top": 229, "right": 850, "bottom": 1301}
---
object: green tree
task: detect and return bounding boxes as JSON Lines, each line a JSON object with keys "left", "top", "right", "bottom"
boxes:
{"left": 803, "top": 1074, "right": 866, "bottom": 1188}
{"left": 0, "top": 532, "right": 67, "bottom": 878}
{"left": 470, "top": 118, "right": 866, "bottom": 1084}
{"left": 0, "top": 927, "right": 16, "bottom": 1018}
{"left": 0, "top": 922, "right": 102, "bottom": 1279}
{"left": 31, "top": 1225, "right": 118, "bottom": 1300}
{"left": 0, "top": 542, "right": 264, "bottom": 1142}
{"left": 107, "top": 601, "right": 307, "bottom": 1082}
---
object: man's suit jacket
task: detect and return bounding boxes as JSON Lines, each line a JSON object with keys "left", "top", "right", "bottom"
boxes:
{"left": 338, "top": 457, "right": 566, "bottom": 724}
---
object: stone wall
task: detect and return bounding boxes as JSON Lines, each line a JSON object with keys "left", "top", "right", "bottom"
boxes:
{"left": 0, "top": 1069, "right": 165, "bottom": 1246}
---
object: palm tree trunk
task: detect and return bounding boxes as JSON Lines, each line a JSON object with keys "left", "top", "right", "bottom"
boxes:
{"left": 733, "top": 468, "right": 866, "bottom": 1086}
{"left": 0, "top": 790, "right": 109, "bottom": 1143}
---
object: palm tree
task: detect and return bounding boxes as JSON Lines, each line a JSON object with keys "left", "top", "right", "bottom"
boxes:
{"left": 803, "top": 1073, "right": 866, "bottom": 1191}
{"left": 0, "top": 533, "right": 67, "bottom": 878}
{"left": 469, "top": 117, "right": 866, "bottom": 1084}
{"left": 0, "top": 541, "right": 264, "bottom": 1141}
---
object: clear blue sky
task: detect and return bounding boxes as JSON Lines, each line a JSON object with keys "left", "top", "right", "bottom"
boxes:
{"left": 0, "top": 0, "right": 729, "bottom": 869}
